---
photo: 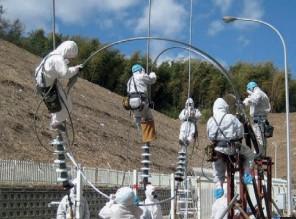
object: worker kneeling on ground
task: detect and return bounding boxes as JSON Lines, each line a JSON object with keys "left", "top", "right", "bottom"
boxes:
{"left": 127, "top": 64, "right": 157, "bottom": 143}
{"left": 35, "top": 40, "right": 83, "bottom": 131}
{"left": 243, "top": 81, "right": 272, "bottom": 157}
{"left": 57, "top": 178, "right": 90, "bottom": 219}
{"left": 207, "top": 98, "right": 255, "bottom": 199}
{"left": 99, "top": 187, "right": 143, "bottom": 219}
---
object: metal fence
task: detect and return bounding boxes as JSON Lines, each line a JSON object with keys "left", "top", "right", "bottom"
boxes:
{"left": 0, "top": 160, "right": 171, "bottom": 187}
{"left": 0, "top": 160, "right": 288, "bottom": 218}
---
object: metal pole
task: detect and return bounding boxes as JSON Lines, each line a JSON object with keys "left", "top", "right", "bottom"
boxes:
{"left": 52, "top": 0, "right": 56, "bottom": 49}
{"left": 146, "top": 0, "right": 152, "bottom": 73}
{"left": 275, "top": 144, "right": 278, "bottom": 179}
{"left": 133, "top": 169, "right": 138, "bottom": 195}
{"left": 223, "top": 16, "right": 292, "bottom": 215}
{"left": 188, "top": 0, "right": 193, "bottom": 98}
{"left": 170, "top": 173, "right": 175, "bottom": 219}
{"left": 76, "top": 167, "right": 82, "bottom": 219}
{"left": 272, "top": 142, "right": 278, "bottom": 178}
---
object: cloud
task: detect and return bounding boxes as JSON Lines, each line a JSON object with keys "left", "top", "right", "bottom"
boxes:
{"left": 1, "top": 0, "right": 139, "bottom": 32}
{"left": 238, "top": 35, "right": 250, "bottom": 47}
{"left": 234, "top": 0, "right": 264, "bottom": 30}
{"left": 241, "top": 0, "right": 264, "bottom": 19}
{"left": 212, "top": 0, "right": 234, "bottom": 13}
{"left": 135, "top": 0, "right": 186, "bottom": 37}
{"left": 208, "top": 20, "right": 224, "bottom": 36}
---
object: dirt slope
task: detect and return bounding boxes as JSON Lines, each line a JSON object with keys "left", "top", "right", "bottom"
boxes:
{"left": 0, "top": 39, "right": 295, "bottom": 180}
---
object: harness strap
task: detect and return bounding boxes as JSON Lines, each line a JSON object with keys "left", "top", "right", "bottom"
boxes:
{"left": 213, "top": 113, "right": 227, "bottom": 140}
{"left": 35, "top": 53, "right": 59, "bottom": 87}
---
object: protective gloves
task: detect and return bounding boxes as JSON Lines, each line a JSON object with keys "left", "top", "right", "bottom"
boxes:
{"left": 214, "top": 188, "right": 224, "bottom": 199}
{"left": 243, "top": 171, "right": 253, "bottom": 184}
{"left": 243, "top": 98, "right": 250, "bottom": 106}
{"left": 67, "top": 64, "right": 83, "bottom": 93}
{"left": 149, "top": 72, "right": 156, "bottom": 79}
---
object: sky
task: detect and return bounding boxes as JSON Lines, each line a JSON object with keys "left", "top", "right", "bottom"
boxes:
{"left": 2, "top": 0, "right": 296, "bottom": 77}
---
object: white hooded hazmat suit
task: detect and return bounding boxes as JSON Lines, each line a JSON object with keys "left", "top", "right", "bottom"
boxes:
{"left": 35, "top": 41, "right": 82, "bottom": 128}
{"left": 178, "top": 98, "right": 201, "bottom": 145}
{"left": 142, "top": 185, "right": 163, "bottom": 219}
{"left": 126, "top": 67, "right": 156, "bottom": 125}
{"left": 56, "top": 180, "right": 90, "bottom": 219}
{"left": 99, "top": 187, "right": 143, "bottom": 219}
{"left": 207, "top": 98, "right": 254, "bottom": 187}
{"left": 243, "top": 86, "right": 271, "bottom": 156}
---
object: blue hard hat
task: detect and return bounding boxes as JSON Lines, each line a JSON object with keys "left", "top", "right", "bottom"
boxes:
{"left": 132, "top": 64, "right": 143, "bottom": 73}
{"left": 246, "top": 81, "right": 257, "bottom": 91}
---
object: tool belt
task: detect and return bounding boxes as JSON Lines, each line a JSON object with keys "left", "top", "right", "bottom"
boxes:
{"left": 205, "top": 143, "right": 217, "bottom": 162}
{"left": 128, "top": 92, "right": 146, "bottom": 110}
{"left": 37, "top": 81, "right": 62, "bottom": 113}
{"left": 254, "top": 117, "right": 274, "bottom": 138}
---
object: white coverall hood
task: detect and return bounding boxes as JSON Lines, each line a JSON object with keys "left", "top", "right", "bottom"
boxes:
{"left": 185, "top": 98, "right": 194, "bottom": 108}
{"left": 213, "top": 98, "right": 229, "bottom": 117}
{"left": 115, "top": 187, "right": 135, "bottom": 206}
{"left": 145, "top": 185, "right": 156, "bottom": 201}
{"left": 54, "top": 41, "right": 78, "bottom": 59}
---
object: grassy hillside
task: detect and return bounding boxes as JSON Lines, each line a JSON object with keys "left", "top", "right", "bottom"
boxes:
{"left": 0, "top": 39, "right": 295, "bottom": 181}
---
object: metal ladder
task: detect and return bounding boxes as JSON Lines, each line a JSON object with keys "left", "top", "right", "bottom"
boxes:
{"left": 176, "top": 178, "right": 198, "bottom": 219}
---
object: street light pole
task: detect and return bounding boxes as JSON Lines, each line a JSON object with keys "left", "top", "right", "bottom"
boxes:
{"left": 223, "top": 16, "right": 292, "bottom": 215}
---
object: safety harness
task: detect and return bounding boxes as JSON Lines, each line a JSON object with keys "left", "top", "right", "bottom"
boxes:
{"left": 127, "top": 76, "right": 145, "bottom": 110}
{"left": 35, "top": 54, "right": 62, "bottom": 113}
{"left": 212, "top": 113, "right": 229, "bottom": 147}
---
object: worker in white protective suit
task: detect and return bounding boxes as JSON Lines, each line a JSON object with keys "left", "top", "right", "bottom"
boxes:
{"left": 35, "top": 40, "right": 82, "bottom": 131}
{"left": 207, "top": 98, "right": 255, "bottom": 199}
{"left": 127, "top": 64, "right": 157, "bottom": 143}
{"left": 57, "top": 178, "right": 90, "bottom": 219}
{"left": 179, "top": 98, "right": 201, "bottom": 146}
{"left": 99, "top": 187, "right": 143, "bottom": 219}
{"left": 211, "top": 185, "right": 228, "bottom": 219}
{"left": 243, "top": 81, "right": 271, "bottom": 157}
{"left": 141, "top": 185, "right": 163, "bottom": 219}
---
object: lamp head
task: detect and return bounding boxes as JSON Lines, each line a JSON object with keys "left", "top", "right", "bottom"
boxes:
{"left": 223, "top": 16, "right": 237, "bottom": 23}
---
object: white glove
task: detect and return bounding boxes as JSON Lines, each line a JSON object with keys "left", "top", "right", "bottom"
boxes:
{"left": 149, "top": 72, "right": 156, "bottom": 79}
{"left": 75, "top": 64, "right": 83, "bottom": 71}
{"left": 243, "top": 98, "right": 250, "bottom": 106}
